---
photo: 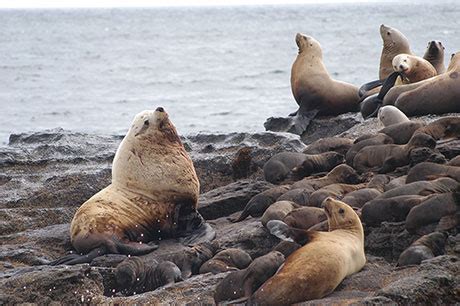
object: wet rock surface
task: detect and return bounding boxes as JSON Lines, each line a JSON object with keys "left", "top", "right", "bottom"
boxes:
{"left": 0, "top": 112, "right": 459, "bottom": 304}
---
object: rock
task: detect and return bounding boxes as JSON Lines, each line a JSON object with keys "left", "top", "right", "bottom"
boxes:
{"left": 198, "top": 180, "right": 274, "bottom": 220}
{"left": 0, "top": 264, "right": 104, "bottom": 305}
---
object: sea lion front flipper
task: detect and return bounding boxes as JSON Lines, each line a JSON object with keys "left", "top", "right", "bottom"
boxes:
{"left": 50, "top": 246, "right": 107, "bottom": 265}
{"left": 359, "top": 79, "right": 384, "bottom": 97}
{"left": 362, "top": 72, "right": 401, "bottom": 119}
{"left": 377, "top": 71, "right": 401, "bottom": 100}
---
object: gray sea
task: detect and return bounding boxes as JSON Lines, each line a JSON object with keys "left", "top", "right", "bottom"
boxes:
{"left": 1, "top": 1, "right": 459, "bottom": 144}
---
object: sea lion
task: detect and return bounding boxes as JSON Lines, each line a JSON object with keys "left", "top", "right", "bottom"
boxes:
{"left": 115, "top": 257, "right": 182, "bottom": 295}
{"left": 341, "top": 175, "right": 389, "bottom": 208}
{"left": 213, "top": 251, "right": 285, "bottom": 303}
{"left": 405, "top": 189, "right": 459, "bottom": 233}
{"left": 309, "top": 183, "right": 367, "bottom": 207}
{"left": 423, "top": 41, "right": 446, "bottom": 75}
{"left": 276, "top": 187, "right": 314, "bottom": 206}
{"left": 263, "top": 151, "right": 344, "bottom": 184}
{"left": 232, "top": 147, "right": 253, "bottom": 180}
{"left": 397, "top": 232, "right": 448, "bottom": 267}
{"left": 378, "top": 105, "right": 410, "bottom": 127}
{"left": 379, "top": 24, "right": 412, "bottom": 80}
{"left": 409, "top": 147, "right": 447, "bottom": 166}
{"left": 303, "top": 137, "right": 354, "bottom": 156}
{"left": 289, "top": 33, "right": 359, "bottom": 133}
{"left": 392, "top": 52, "right": 460, "bottom": 116}
{"left": 384, "top": 175, "right": 407, "bottom": 191}
{"left": 361, "top": 195, "right": 427, "bottom": 226}
{"left": 51, "top": 108, "right": 213, "bottom": 265}
{"left": 352, "top": 133, "right": 436, "bottom": 173}
{"left": 414, "top": 116, "right": 460, "bottom": 140}
{"left": 292, "top": 164, "right": 361, "bottom": 190}
{"left": 272, "top": 240, "right": 301, "bottom": 257}
{"left": 379, "top": 121, "right": 424, "bottom": 144}
{"left": 345, "top": 133, "right": 394, "bottom": 165}
{"left": 199, "top": 248, "right": 252, "bottom": 274}
{"left": 406, "top": 162, "right": 460, "bottom": 183}
{"left": 251, "top": 198, "right": 365, "bottom": 305}
{"left": 261, "top": 201, "right": 299, "bottom": 227}
{"left": 392, "top": 53, "right": 437, "bottom": 85}
{"left": 230, "top": 185, "right": 290, "bottom": 222}
{"left": 448, "top": 155, "right": 460, "bottom": 166}
{"left": 378, "top": 177, "right": 459, "bottom": 199}
{"left": 282, "top": 206, "right": 327, "bottom": 230}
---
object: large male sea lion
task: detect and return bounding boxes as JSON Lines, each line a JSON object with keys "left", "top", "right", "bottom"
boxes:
{"left": 289, "top": 33, "right": 359, "bottom": 133}
{"left": 51, "top": 108, "right": 214, "bottom": 265}
{"left": 251, "top": 198, "right": 365, "bottom": 305}
{"left": 423, "top": 40, "right": 446, "bottom": 75}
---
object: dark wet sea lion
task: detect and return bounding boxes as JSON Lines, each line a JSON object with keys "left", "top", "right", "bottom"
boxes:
{"left": 272, "top": 240, "right": 302, "bottom": 258}
{"left": 397, "top": 232, "right": 448, "bottom": 267}
{"left": 303, "top": 137, "right": 354, "bottom": 156}
{"left": 282, "top": 206, "right": 327, "bottom": 230}
{"left": 384, "top": 175, "right": 407, "bottom": 191}
{"left": 406, "top": 162, "right": 460, "bottom": 183}
{"left": 309, "top": 183, "right": 367, "bottom": 207}
{"left": 291, "top": 152, "right": 344, "bottom": 180}
{"left": 378, "top": 177, "right": 458, "bottom": 199}
{"left": 291, "top": 164, "right": 361, "bottom": 191}
{"left": 346, "top": 133, "right": 394, "bottom": 165}
{"left": 277, "top": 187, "right": 314, "bottom": 206}
{"left": 261, "top": 201, "right": 299, "bottom": 227}
{"left": 448, "top": 155, "right": 460, "bottom": 166}
{"left": 379, "top": 121, "right": 424, "bottom": 144}
{"left": 199, "top": 248, "right": 252, "bottom": 274}
{"left": 414, "top": 116, "right": 460, "bottom": 140}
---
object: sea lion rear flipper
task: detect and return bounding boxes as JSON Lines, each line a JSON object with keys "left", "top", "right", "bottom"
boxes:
{"left": 359, "top": 79, "right": 384, "bottom": 97}
{"left": 50, "top": 246, "right": 107, "bottom": 265}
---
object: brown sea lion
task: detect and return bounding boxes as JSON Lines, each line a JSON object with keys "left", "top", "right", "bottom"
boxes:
{"left": 289, "top": 33, "right": 359, "bottom": 133}
{"left": 379, "top": 24, "right": 413, "bottom": 80}
{"left": 290, "top": 152, "right": 345, "bottom": 180}
{"left": 303, "top": 137, "right": 354, "bottom": 156}
{"left": 276, "top": 187, "right": 314, "bottom": 206}
{"left": 213, "top": 251, "right": 285, "bottom": 303}
{"left": 405, "top": 189, "right": 459, "bottom": 233}
{"left": 230, "top": 185, "right": 290, "bottom": 222}
{"left": 409, "top": 147, "right": 447, "bottom": 166}
{"left": 251, "top": 198, "right": 365, "bottom": 305}
{"left": 345, "top": 133, "right": 394, "bottom": 165}
{"left": 282, "top": 206, "right": 327, "bottom": 230}
{"left": 392, "top": 53, "right": 437, "bottom": 85}
{"left": 232, "top": 147, "right": 253, "bottom": 180}
{"left": 414, "top": 116, "right": 460, "bottom": 140}
{"left": 261, "top": 201, "right": 299, "bottom": 227}
{"left": 397, "top": 232, "right": 448, "bottom": 267}
{"left": 341, "top": 175, "right": 389, "bottom": 208}
{"left": 291, "top": 164, "right": 361, "bottom": 190}
{"left": 406, "top": 162, "right": 460, "bottom": 183}
{"left": 272, "top": 240, "right": 301, "bottom": 258}
{"left": 384, "top": 175, "right": 407, "bottom": 191}
{"left": 199, "top": 248, "right": 252, "bottom": 274}
{"left": 392, "top": 52, "right": 460, "bottom": 116}
{"left": 309, "top": 183, "right": 367, "bottom": 207}
{"left": 378, "top": 177, "right": 459, "bottom": 199}
{"left": 423, "top": 40, "right": 446, "bottom": 75}
{"left": 352, "top": 133, "right": 436, "bottom": 173}
{"left": 379, "top": 121, "right": 424, "bottom": 144}
{"left": 361, "top": 195, "right": 427, "bottom": 226}
{"left": 448, "top": 155, "right": 460, "bottom": 166}
{"left": 51, "top": 108, "right": 213, "bottom": 265}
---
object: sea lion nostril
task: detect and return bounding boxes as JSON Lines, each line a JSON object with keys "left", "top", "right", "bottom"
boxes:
{"left": 156, "top": 107, "right": 165, "bottom": 112}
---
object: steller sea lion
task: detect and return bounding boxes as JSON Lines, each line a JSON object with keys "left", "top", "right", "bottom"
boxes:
{"left": 289, "top": 33, "right": 360, "bottom": 134}
{"left": 378, "top": 105, "right": 410, "bottom": 127}
{"left": 448, "top": 155, "right": 460, "bottom": 166}
{"left": 352, "top": 133, "right": 436, "bottom": 173}
{"left": 261, "top": 200, "right": 299, "bottom": 227}
{"left": 291, "top": 164, "right": 361, "bottom": 191}
{"left": 341, "top": 175, "right": 390, "bottom": 208}
{"left": 397, "top": 232, "right": 448, "bottom": 267}
{"left": 251, "top": 198, "right": 365, "bottom": 305}
{"left": 423, "top": 40, "right": 446, "bottom": 75}
{"left": 51, "top": 108, "right": 214, "bottom": 265}
{"left": 379, "top": 24, "right": 413, "bottom": 80}
{"left": 379, "top": 121, "right": 424, "bottom": 144}
{"left": 199, "top": 248, "right": 252, "bottom": 274}
{"left": 345, "top": 133, "right": 394, "bottom": 165}
{"left": 308, "top": 183, "right": 367, "bottom": 207}
{"left": 378, "top": 177, "right": 459, "bottom": 199}
{"left": 272, "top": 240, "right": 302, "bottom": 258}
{"left": 406, "top": 161, "right": 460, "bottom": 183}
{"left": 282, "top": 206, "right": 327, "bottom": 230}
{"left": 414, "top": 116, "right": 460, "bottom": 140}
{"left": 276, "top": 187, "right": 314, "bottom": 206}
{"left": 303, "top": 137, "right": 354, "bottom": 156}
{"left": 392, "top": 53, "right": 437, "bottom": 85}
{"left": 384, "top": 175, "right": 407, "bottom": 191}
{"left": 290, "top": 152, "right": 344, "bottom": 180}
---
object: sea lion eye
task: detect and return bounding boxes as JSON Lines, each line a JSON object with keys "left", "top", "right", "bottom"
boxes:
{"left": 387, "top": 32, "right": 390, "bottom": 35}
{"left": 144, "top": 120, "right": 149, "bottom": 126}
{"left": 339, "top": 208, "right": 345, "bottom": 214}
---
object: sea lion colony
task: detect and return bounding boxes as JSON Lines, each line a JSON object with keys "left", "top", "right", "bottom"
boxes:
{"left": 47, "top": 24, "right": 459, "bottom": 304}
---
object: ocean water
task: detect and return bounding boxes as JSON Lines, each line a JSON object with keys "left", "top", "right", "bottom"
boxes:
{"left": 1, "top": 1, "right": 459, "bottom": 144}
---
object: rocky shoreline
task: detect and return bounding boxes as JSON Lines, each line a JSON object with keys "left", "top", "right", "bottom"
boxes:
{"left": 1, "top": 112, "right": 459, "bottom": 304}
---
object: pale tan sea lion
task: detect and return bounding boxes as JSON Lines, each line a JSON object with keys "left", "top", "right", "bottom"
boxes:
{"left": 289, "top": 33, "right": 359, "bottom": 133}
{"left": 261, "top": 200, "right": 299, "bottom": 227}
{"left": 406, "top": 162, "right": 460, "bottom": 183}
{"left": 52, "top": 108, "right": 213, "bottom": 265}
{"left": 199, "top": 248, "right": 252, "bottom": 274}
{"left": 392, "top": 53, "right": 437, "bottom": 85}
{"left": 423, "top": 40, "right": 446, "bottom": 75}
{"left": 378, "top": 105, "right": 410, "bottom": 127}
{"left": 291, "top": 164, "right": 361, "bottom": 190}
{"left": 251, "top": 198, "right": 365, "bottom": 305}
{"left": 397, "top": 232, "right": 448, "bottom": 266}
{"left": 379, "top": 24, "right": 413, "bottom": 80}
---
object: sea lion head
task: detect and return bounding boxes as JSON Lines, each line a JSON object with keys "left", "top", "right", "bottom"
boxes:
{"left": 380, "top": 24, "right": 407, "bottom": 47}
{"left": 128, "top": 107, "right": 181, "bottom": 146}
{"left": 330, "top": 164, "right": 361, "bottom": 184}
{"left": 447, "top": 52, "right": 460, "bottom": 71}
{"left": 425, "top": 41, "right": 444, "bottom": 57}
{"left": 322, "top": 197, "right": 363, "bottom": 233}
{"left": 295, "top": 33, "right": 322, "bottom": 56}
{"left": 408, "top": 133, "right": 436, "bottom": 149}
{"left": 392, "top": 54, "right": 411, "bottom": 74}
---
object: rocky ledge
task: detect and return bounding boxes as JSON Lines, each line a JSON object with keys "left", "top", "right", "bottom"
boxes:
{"left": 0, "top": 112, "right": 459, "bottom": 305}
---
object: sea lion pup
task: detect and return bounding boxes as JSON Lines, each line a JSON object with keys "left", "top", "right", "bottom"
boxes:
{"left": 378, "top": 177, "right": 459, "bottom": 199}
{"left": 392, "top": 52, "right": 460, "bottom": 116}
{"left": 303, "top": 137, "right": 354, "bottom": 156}
{"left": 409, "top": 147, "right": 447, "bottom": 166}
{"left": 392, "top": 54, "right": 437, "bottom": 85}
{"left": 251, "top": 198, "right": 365, "bottom": 305}
{"left": 345, "top": 133, "right": 394, "bottom": 166}
{"left": 291, "top": 164, "right": 361, "bottom": 190}
{"left": 414, "top": 116, "right": 460, "bottom": 140}
{"left": 199, "top": 248, "right": 252, "bottom": 274}
{"left": 379, "top": 24, "right": 413, "bottom": 80}
{"left": 342, "top": 174, "right": 390, "bottom": 208}
{"left": 405, "top": 189, "right": 460, "bottom": 233}
{"left": 261, "top": 201, "right": 299, "bottom": 227}
{"left": 361, "top": 195, "right": 427, "bottom": 226}
{"left": 397, "top": 232, "right": 448, "bottom": 267}
{"left": 277, "top": 187, "right": 314, "bottom": 206}
{"left": 51, "top": 108, "right": 213, "bottom": 265}
{"left": 272, "top": 240, "right": 301, "bottom": 258}
{"left": 378, "top": 105, "right": 409, "bottom": 127}
{"left": 115, "top": 257, "right": 182, "bottom": 295}
{"left": 263, "top": 151, "right": 343, "bottom": 183}
{"left": 352, "top": 133, "right": 436, "bottom": 174}
{"left": 309, "top": 183, "right": 367, "bottom": 207}
{"left": 230, "top": 185, "right": 290, "bottom": 222}
{"left": 384, "top": 175, "right": 407, "bottom": 191}
{"left": 213, "top": 251, "right": 285, "bottom": 303}
{"left": 406, "top": 162, "right": 460, "bottom": 183}
{"left": 423, "top": 40, "right": 446, "bottom": 75}
{"left": 379, "top": 121, "right": 424, "bottom": 144}
{"left": 282, "top": 206, "right": 327, "bottom": 230}
{"left": 289, "top": 33, "right": 359, "bottom": 133}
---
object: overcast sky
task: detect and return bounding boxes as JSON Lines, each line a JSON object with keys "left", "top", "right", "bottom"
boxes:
{"left": 0, "top": 0, "right": 402, "bottom": 9}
